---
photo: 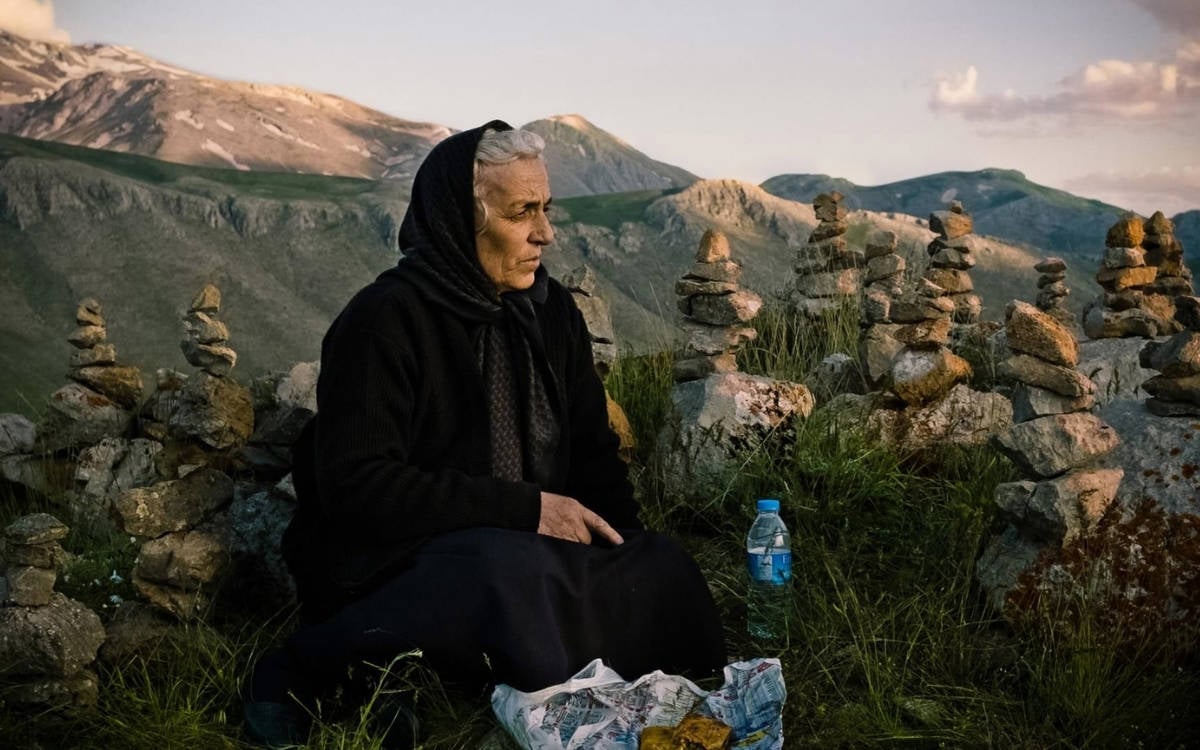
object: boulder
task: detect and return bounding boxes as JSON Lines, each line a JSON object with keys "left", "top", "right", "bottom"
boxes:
{"left": 889, "top": 348, "right": 972, "bottom": 406}
{"left": 113, "top": 468, "right": 234, "bottom": 538}
{"left": 1035, "top": 257, "right": 1067, "bottom": 274}
{"left": 1105, "top": 216, "right": 1145, "bottom": 248}
{"left": 38, "top": 383, "right": 132, "bottom": 452}
{"left": 1098, "top": 398, "right": 1200, "bottom": 514}
{"left": 0, "top": 413, "right": 36, "bottom": 456}
{"left": 5, "top": 513, "right": 69, "bottom": 546}
{"left": 0, "top": 593, "right": 105, "bottom": 677}
{"left": 689, "top": 260, "right": 742, "bottom": 284}
{"left": 223, "top": 488, "right": 297, "bottom": 613}
{"left": 993, "top": 412, "right": 1120, "bottom": 478}
{"left": 895, "top": 384, "right": 1012, "bottom": 451}
{"left": 133, "top": 522, "right": 231, "bottom": 619}
{"left": 859, "top": 328, "right": 905, "bottom": 386}
{"left": 894, "top": 316, "right": 952, "bottom": 349}
{"left": 1005, "top": 300, "right": 1078, "bottom": 367}
{"left": 5, "top": 565, "right": 57, "bottom": 606}
{"left": 1001, "top": 469, "right": 1124, "bottom": 543}
{"left": 660, "top": 373, "right": 814, "bottom": 497}
{"left": 1077, "top": 337, "right": 1159, "bottom": 404}
{"left": 696, "top": 229, "right": 731, "bottom": 262}
{"left": 183, "top": 311, "right": 230, "bottom": 344}
{"left": 573, "top": 293, "right": 616, "bottom": 343}
{"left": 167, "top": 371, "right": 254, "bottom": 450}
{"left": 976, "top": 525, "right": 1045, "bottom": 613}
{"left": 563, "top": 265, "right": 598, "bottom": 295}
{"left": 68, "top": 344, "right": 116, "bottom": 368}
{"left": 1141, "top": 374, "right": 1200, "bottom": 405}
{"left": 68, "top": 365, "right": 144, "bottom": 410}
{"left": 1103, "top": 246, "right": 1146, "bottom": 269}
{"left": 865, "top": 253, "right": 905, "bottom": 283}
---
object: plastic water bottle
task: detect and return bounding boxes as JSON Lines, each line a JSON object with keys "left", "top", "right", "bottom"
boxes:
{"left": 746, "top": 498, "right": 792, "bottom": 640}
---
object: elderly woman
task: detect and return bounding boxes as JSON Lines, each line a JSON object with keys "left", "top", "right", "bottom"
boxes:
{"left": 245, "top": 120, "right": 725, "bottom": 746}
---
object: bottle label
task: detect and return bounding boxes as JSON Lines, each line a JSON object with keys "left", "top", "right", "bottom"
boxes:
{"left": 748, "top": 550, "right": 792, "bottom": 585}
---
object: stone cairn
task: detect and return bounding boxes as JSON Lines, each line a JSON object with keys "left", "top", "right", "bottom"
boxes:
{"left": 1083, "top": 214, "right": 1182, "bottom": 339}
{"left": 882, "top": 276, "right": 970, "bottom": 408}
{"left": 977, "top": 301, "right": 1122, "bottom": 611}
{"left": 565, "top": 265, "right": 617, "bottom": 377}
{"left": 674, "top": 229, "right": 761, "bottom": 382}
{"left": 793, "top": 192, "right": 863, "bottom": 317}
{"left": 0, "top": 513, "right": 105, "bottom": 709}
{"left": 858, "top": 230, "right": 907, "bottom": 387}
{"left": 565, "top": 264, "right": 636, "bottom": 462}
{"left": 925, "top": 201, "right": 982, "bottom": 324}
{"left": 141, "top": 283, "right": 253, "bottom": 450}
{"left": 38, "top": 298, "right": 144, "bottom": 452}
{"left": 1034, "top": 257, "right": 1074, "bottom": 328}
{"left": 182, "top": 283, "right": 236, "bottom": 377}
{"left": 1142, "top": 211, "right": 1196, "bottom": 325}
{"left": 1139, "top": 331, "right": 1200, "bottom": 417}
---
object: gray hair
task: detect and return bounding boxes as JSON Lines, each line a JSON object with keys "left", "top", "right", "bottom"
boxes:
{"left": 474, "top": 128, "right": 546, "bottom": 232}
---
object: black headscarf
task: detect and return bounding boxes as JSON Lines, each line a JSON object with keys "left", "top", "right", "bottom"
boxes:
{"left": 391, "top": 120, "right": 561, "bottom": 487}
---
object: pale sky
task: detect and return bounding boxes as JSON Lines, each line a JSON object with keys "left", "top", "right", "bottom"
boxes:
{"left": 3, "top": 0, "right": 1198, "bottom": 214}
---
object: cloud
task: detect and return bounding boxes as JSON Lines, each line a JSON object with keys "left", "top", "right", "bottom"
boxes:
{"left": 1065, "top": 165, "right": 1200, "bottom": 215}
{"left": 0, "top": 0, "right": 70, "bottom": 43}
{"left": 931, "top": 1, "right": 1200, "bottom": 126}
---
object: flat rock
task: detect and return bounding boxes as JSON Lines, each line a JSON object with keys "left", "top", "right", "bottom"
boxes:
{"left": 930, "top": 247, "right": 975, "bottom": 270}
{"left": 687, "top": 289, "right": 762, "bottom": 326}
{"left": 809, "top": 220, "right": 849, "bottom": 243}
{"left": 1103, "top": 246, "right": 1146, "bottom": 269}
{"left": 4, "top": 540, "right": 68, "bottom": 568}
{"left": 1006, "top": 469, "right": 1124, "bottom": 543}
{"left": 1077, "top": 337, "right": 1159, "bottom": 405}
{"left": 993, "top": 412, "right": 1120, "bottom": 478}
{"left": 1141, "top": 374, "right": 1200, "bottom": 405}
{"left": 69, "top": 365, "right": 144, "bottom": 409}
{"left": 181, "top": 340, "right": 238, "bottom": 377}
{"left": 1096, "top": 265, "right": 1157, "bottom": 291}
{"left": 1005, "top": 300, "right": 1078, "bottom": 367}
{"left": 1035, "top": 257, "right": 1067, "bottom": 274}
{"left": 1037, "top": 272, "right": 1067, "bottom": 287}
{"left": 1011, "top": 383, "right": 1095, "bottom": 423}
{"left": 681, "top": 323, "right": 756, "bottom": 356}
{"left": 0, "top": 413, "right": 36, "bottom": 455}
{"left": 183, "top": 311, "right": 230, "bottom": 345}
{"left": 889, "top": 347, "right": 972, "bottom": 406}
{"left": 862, "top": 290, "right": 891, "bottom": 324}
{"left": 75, "top": 299, "right": 104, "bottom": 327}
{"left": 896, "top": 383, "right": 1012, "bottom": 451}
{"left": 1139, "top": 332, "right": 1200, "bottom": 377}
{"left": 1083, "top": 304, "right": 1170, "bottom": 339}
{"left": 69, "top": 343, "right": 117, "bottom": 368}
{"left": 134, "top": 525, "right": 229, "bottom": 592}
{"left": 999, "top": 354, "right": 1095, "bottom": 398}
{"left": 689, "top": 260, "right": 742, "bottom": 283}
{"left": 894, "top": 316, "right": 952, "bottom": 348}
{"left": 929, "top": 210, "right": 973, "bottom": 239}
{"left": 563, "top": 265, "right": 598, "bottom": 295}
{"left": 67, "top": 325, "right": 106, "bottom": 349}
{"left": 0, "top": 592, "right": 105, "bottom": 677}
{"left": 864, "top": 230, "right": 897, "bottom": 258}
{"left": 5, "top": 513, "right": 69, "bottom": 545}
{"left": 925, "top": 268, "right": 973, "bottom": 294}
{"left": 675, "top": 277, "right": 739, "bottom": 298}
{"left": 113, "top": 467, "right": 234, "bottom": 538}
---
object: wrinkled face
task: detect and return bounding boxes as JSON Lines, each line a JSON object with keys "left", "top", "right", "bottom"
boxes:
{"left": 475, "top": 157, "right": 554, "bottom": 294}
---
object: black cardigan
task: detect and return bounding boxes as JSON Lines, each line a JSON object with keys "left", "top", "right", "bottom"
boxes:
{"left": 283, "top": 267, "right": 640, "bottom": 619}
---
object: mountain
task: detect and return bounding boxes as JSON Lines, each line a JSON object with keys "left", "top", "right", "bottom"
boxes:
{"left": 1, "top": 135, "right": 1078, "bottom": 415}
{"left": 0, "top": 132, "right": 407, "bottom": 413}
{"left": 0, "top": 29, "right": 450, "bottom": 181}
{"left": 522, "top": 115, "right": 699, "bottom": 198}
{"left": 762, "top": 169, "right": 1129, "bottom": 258}
{"left": 1173, "top": 210, "right": 1200, "bottom": 264}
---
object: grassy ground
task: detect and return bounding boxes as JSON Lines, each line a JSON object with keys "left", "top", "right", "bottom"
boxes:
{"left": 2, "top": 305, "right": 1198, "bottom": 748}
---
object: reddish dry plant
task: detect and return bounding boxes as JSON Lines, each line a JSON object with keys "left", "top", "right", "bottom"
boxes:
{"left": 1006, "top": 498, "right": 1200, "bottom": 655}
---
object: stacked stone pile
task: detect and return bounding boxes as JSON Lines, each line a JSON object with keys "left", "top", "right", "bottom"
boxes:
{"left": 925, "top": 201, "right": 982, "bottom": 323}
{"left": 793, "top": 192, "right": 863, "bottom": 317}
{"left": 182, "top": 284, "right": 236, "bottom": 377}
{"left": 38, "top": 298, "right": 144, "bottom": 452}
{"left": 140, "top": 284, "right": 253, "bottom": 450}
{"left": 1083, "top": 215, "right": 1182, "bottom": 338}
{"left": 884, "top": 278, "right": 970, "bottom": 406}
{"left": 857, "top": 230, "right": 910, "bottom": 387}
{"left": 565, "top": 265, "right": 618, "bottom": 376}
{"left": 1034, "top": 257, "right": 1074, "bottom": 328}
{"left": 113, "top": 467, "right": 235, "bottom": 619}
{"left": 1142, "top": 211, "right": 1199, "bottom": 330}
{"left": 977, "top": 301, "right": 1122, "bottom": 611}
{"left": 674, "top": 229, "right": 761, "bottom": 382}
{"left": 1139, "top": 331, "right": 1200, "bottom": 417}
{"left": 0, "top": 514, "right": 105, "bottom": 709}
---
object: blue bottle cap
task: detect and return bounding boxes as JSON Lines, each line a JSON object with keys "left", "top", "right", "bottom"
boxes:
{"left": 756, "top": 498, "right": 781, "bottom": 512}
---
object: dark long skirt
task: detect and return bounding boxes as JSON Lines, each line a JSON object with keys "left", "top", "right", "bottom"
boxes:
{"left": 284, "top": 527, "right": 725, "bottom": 694}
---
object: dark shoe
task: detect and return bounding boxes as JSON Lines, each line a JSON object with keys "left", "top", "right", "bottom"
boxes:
{"left": 243, "top": 698, "right": 311, "bottom": 748}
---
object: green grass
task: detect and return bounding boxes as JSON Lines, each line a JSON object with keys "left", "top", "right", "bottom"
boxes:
{"left": 3, "top": 307, "right": 1198, "bottom": 749}
{"left": 554, "top": 188, "right": 680, "bottom": 232}
{"left": 0, "top": 133, "right": 386, "bottom": 201}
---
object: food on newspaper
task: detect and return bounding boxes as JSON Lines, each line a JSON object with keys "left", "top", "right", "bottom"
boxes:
{"left": 639, "top": 713, "right": 734, "bottom": 749}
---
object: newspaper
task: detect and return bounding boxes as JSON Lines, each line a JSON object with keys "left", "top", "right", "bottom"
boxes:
{"left": 491, "top": 658, "right": 785, "bottom": 750}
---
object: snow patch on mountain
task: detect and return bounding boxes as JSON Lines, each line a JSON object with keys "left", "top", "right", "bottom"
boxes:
{"left": 173, "top": 110, "right": 204, "bottom": 130}
{"left": 201, "top": 139, "right": 249, "bottom": 171}
{"left": 216, "top": 119, "right": 235, "bottom": 132}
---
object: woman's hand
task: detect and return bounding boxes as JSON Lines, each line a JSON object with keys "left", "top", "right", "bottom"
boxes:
{"left": 538, "top": 492, "right": 624, "bottom": 546}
